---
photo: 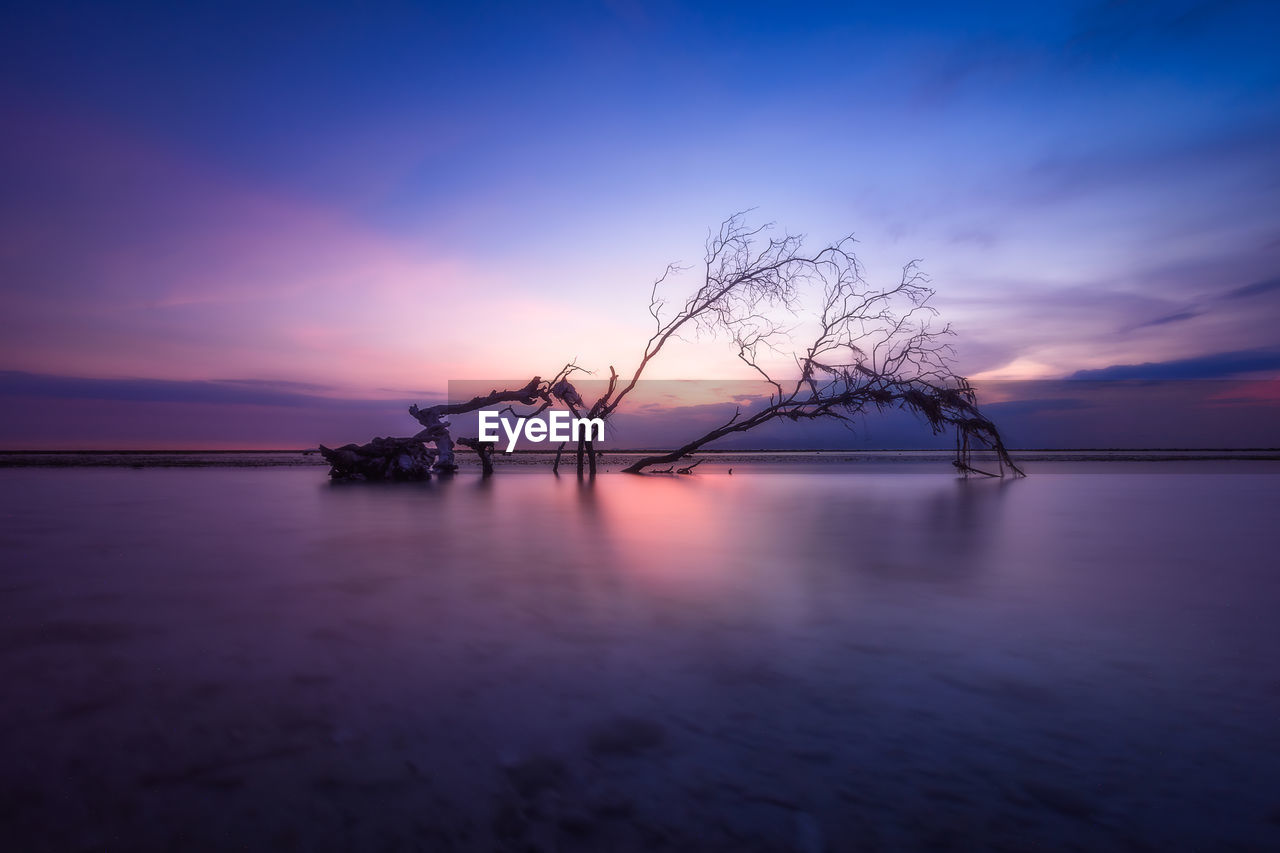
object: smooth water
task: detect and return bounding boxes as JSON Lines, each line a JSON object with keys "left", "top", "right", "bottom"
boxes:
{"left": 1, "top": 465, "right": 1278, "bottom": 851}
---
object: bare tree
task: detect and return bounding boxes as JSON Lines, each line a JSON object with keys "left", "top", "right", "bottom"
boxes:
{"left": 408, "top": 364, "right": 587, "bottom": 469}
{"left": 587, "top": 215, "right": 817, "bottom": 420}
{"left": 603, "top": 214, "right": 1023, "bottom": 476}
{"left": 326, "top": 214, "right": 1021, "bottom": 480}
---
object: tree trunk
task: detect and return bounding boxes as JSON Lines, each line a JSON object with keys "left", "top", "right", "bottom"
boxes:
{"left": 456, "top": 437, "right": 495, "bottom": 476}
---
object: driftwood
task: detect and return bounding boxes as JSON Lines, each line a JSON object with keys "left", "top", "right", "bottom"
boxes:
{"left": 319, "top": 436, "right": 435, "bottom": 481}
{"left": 621, "top": 376, "right": 1022, "bottom": 477}
{"left": 406, "top": 366, "right": 590, "bottom": 473}
{"left": 322, "top": 369, "right": 589, "bottom": 479}
{"left": 456, "top": 437, "right": 496, "bottom": 476}
{"left": 407, "top": 376, "right": 546, "bottom": 471}
{"left": 321, "top": 215, "right": 1022, "bottom": 480}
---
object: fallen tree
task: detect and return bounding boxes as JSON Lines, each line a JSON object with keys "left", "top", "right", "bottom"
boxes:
{"left": 323, "top": 214, "right": 1021, "bottom": 479}
{"left": 610, "top": 215, "right": 1022, "bottom": 476}
{"left": 320, "top": 368, "right": 587, "bottom": 480}
{"left": 318, "top": 436, "right": 435, "bottom": 481}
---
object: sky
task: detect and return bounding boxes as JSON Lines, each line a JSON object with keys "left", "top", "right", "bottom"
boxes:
{"left": 1, "top": 0, "right": 1278, "bottom": 448}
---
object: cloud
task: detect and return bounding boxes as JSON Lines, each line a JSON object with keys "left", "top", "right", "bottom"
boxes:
{"left": 215, "top": 378, "right": 333, "bottom": 392}
{"left": 1222, "top": 275, "right": 1280, "bottom": 300}
{"left": 1021, "top": 117, "right": 1280, "bottom": 209}
{"left": 0, "top": 371, "right": 388, "bottom": 409}
{"left": 1068, "top": 349, "right": 1280, "bottom": 380}
{"left": 0, "top": 372, "right": 419, "bottom": 449}
{"left": 982, "top": 397, "right": 1089, "bottom": 416}
{"left": 1127, "top": 309, "right": 1203, "bottom": 330}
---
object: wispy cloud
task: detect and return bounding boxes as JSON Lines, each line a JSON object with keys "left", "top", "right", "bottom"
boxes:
{"left": 1222, "top": 275, "right": 1280, "bottom": 300}
{"left": 1069, "top": 349, "right": 1280, "bottom": 380}
{"left": 0, "top": 371, "right": 390, "bottom": 408}
{"left": 1126, "top": 310, "right": 1203, "bottom": 330}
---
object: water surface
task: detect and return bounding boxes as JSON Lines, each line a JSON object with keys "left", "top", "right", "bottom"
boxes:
{"left": 1, "top": 464, "right": 1278, "bottom": 850}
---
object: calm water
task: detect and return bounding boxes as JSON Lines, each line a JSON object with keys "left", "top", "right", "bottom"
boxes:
{"left": 1, "top": 464, "right": 1278, "bottom": 851}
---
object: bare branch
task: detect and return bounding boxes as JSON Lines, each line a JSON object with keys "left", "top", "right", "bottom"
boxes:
{"left": 615, "top": 216, "right": 1022, "bottom": 477}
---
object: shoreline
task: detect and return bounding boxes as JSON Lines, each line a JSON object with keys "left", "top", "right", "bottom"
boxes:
{"left": 3, "top": 448, "right": 1279, "bottom": 469}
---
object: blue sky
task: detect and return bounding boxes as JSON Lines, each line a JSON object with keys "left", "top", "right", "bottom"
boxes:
{"left": 1, "top": 1, "right": 1278, "bottom": 446}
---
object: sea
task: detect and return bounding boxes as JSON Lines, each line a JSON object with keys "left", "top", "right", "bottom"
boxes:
{"left": 1, "top": 451, "right": 1277, "bottom": 850}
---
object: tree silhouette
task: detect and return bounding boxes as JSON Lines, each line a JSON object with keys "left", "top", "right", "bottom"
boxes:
{"left": 323, "top": 214, "right": 1022, "bottom": 479}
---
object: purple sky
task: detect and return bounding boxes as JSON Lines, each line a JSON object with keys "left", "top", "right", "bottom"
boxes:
{"left": 2, "top": 1, "right": 1278, "bottom": 448}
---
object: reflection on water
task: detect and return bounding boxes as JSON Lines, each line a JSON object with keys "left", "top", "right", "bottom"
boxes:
{"left": 1, "top": 466, "right": 1278, "bottom": 850}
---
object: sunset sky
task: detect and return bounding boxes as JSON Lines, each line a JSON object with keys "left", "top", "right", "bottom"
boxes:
{"left": 2, "top": 1, "right": 1278, "bottom": 447}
